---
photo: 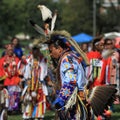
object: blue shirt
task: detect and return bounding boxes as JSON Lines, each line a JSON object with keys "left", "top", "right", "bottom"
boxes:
{"left": 60, "top": 52, "right": 87, "bottom": 91}
{"left": 14, "top": 47, "right": 23, "bottom": 59}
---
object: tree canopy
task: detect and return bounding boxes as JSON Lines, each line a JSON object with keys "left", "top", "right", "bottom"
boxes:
{"left": 0, "top": 0, "right": 120, "bottom": 42}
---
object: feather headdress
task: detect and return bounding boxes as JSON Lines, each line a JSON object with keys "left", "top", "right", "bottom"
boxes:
{"left": 88, "top": 85, "right": 117, "bottom": 116}
{"left": 47, "top": 30, "right": 90, "bottom": 66}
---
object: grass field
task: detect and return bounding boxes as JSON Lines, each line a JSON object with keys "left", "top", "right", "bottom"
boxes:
{"left": 8, "top": 104, "right": 120, "bottom": 120}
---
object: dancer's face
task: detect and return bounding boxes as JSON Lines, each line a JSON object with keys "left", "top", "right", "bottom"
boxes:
{"left": 49, "top": 44, "right": 63, "bottom": 59}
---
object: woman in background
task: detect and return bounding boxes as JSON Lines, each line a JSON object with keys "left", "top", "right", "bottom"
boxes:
{"left": 11, "top": 37, "right": 23, "bottom": 59}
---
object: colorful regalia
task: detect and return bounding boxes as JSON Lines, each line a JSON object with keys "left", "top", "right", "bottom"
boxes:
{"left": 106, "top": 51, "right": 119, "bottom": 84}
{"left": 53, "top": 51, "right": 88, "bottom": 120}
{"left": 0, "top": 55, "right": 20, "bottom": 86}
{"left": 86, "top": 51, "right": 107, "bottom": 88}
{"left": 21, "top": 53, "right": 48, "bottom": 119}
{"left": 0, "top": 54, "right": 21, "bottom": 112}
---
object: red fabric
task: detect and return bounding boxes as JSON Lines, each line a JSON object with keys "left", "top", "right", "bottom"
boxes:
{"left": 87, "top": 51, "right": 107, "bottom": 87}
{"left": 37, "top": 88, "right": 44, "bottom": 102}
{"left": 87, "top": 51, "right": 102, "bottom": 60}
{"left": 105, "top": 57, "right": 111, "bottom": 84}
{"left": 0, "top": 56, "right": 20, "bottom": 86}
{"left": 97, "top": 116, "right": 102, "bottom": 120}
{"left": 46, "top": 100, "right": 51, "bottom": 110}
{"left": 4, "top": 76, "right": 20, "bottom": 86}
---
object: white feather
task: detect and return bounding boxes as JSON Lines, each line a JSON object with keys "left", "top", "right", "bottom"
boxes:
{"left": 38, "top": 5, "right": 52, "bottom": 21}
{"left": 51, "top": 11, "right": 57, "bottom": 32}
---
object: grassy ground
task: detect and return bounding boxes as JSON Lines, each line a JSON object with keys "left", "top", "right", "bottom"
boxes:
{"left": 8, "top": 110, "right": 55, "bottom": 120}
{"left": 111, "top": 104, "right": 120, "bottom": 120}
{"left": 8, "top": 104, "right": 120, "bottom": 120}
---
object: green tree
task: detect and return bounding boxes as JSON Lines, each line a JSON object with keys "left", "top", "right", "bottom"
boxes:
{"left": 59, "top": 0, "right": 93, "bottom": 36}
{"left": 0, "top": 0, "right": 119, "bottom": 43}
{"left": 92, "top": 0, "right": 120, "bottom": 34}
{"left": 0, "top": 0, "right": 28, "bottom": 38}
{"left": 0, "top": 0, "right": 57, "bottom": 40}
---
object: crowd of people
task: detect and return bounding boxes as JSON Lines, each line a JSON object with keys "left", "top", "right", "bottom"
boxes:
{"left": 0, "top": 29, "right": 119, "bottom": 120}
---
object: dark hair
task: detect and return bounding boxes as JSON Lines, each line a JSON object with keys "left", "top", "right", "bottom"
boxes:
{"left": 32, "top": 46, "right": 39, "bottom": 51}
{"left": 0, "top": 80, "right": 4, "bottom": 84}
{"left": 48, "top": 35, "right": 69, "bottom": 50}
{"left": 11, "top": 37, "right": 20, "bottom": 48}
{"left": 92, "top": 35, "right": 103, "bottom": 51}
{"left": 104, "top": 38, "right": 113, "bottom": 45}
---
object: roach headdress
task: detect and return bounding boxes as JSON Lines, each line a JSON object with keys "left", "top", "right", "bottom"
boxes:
{"left": 47, "top": 30, "right": 90, "bottom": 66}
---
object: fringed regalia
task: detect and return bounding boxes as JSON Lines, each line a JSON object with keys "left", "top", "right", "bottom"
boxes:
{"left": 54, "top": 51, "right": 88, "bottom": 120}
{"left": 21, "top": 53, "right": 48, "bottom": 119}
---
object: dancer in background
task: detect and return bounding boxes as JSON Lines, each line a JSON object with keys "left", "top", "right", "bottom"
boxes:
{"left": 2, "top": 37, "right": 23, "bottom": 59}
{"left": 86, "top": 36, "right": 106, "bottom": 88}
{"left": 21, "top": 44, "right": 48, "bottom": 120}
{"left": 11, "top": 37, "right": 23, "bottom": 59}
{"left": 0, "top": 43, "right": 21, "bottom": 113}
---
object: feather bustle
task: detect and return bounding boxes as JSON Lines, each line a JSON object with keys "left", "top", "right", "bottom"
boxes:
{"left": 88, "top": 85, "right": 117, "bottom": 116}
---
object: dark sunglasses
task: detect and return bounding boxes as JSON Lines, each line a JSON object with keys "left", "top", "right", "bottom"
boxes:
{"left": 105, "top": 42, "right": 112, "bottom": 45}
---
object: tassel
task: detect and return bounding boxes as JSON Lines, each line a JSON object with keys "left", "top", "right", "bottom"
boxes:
{"left": 64, "top": 87, "right": 78, "bottom": 111}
